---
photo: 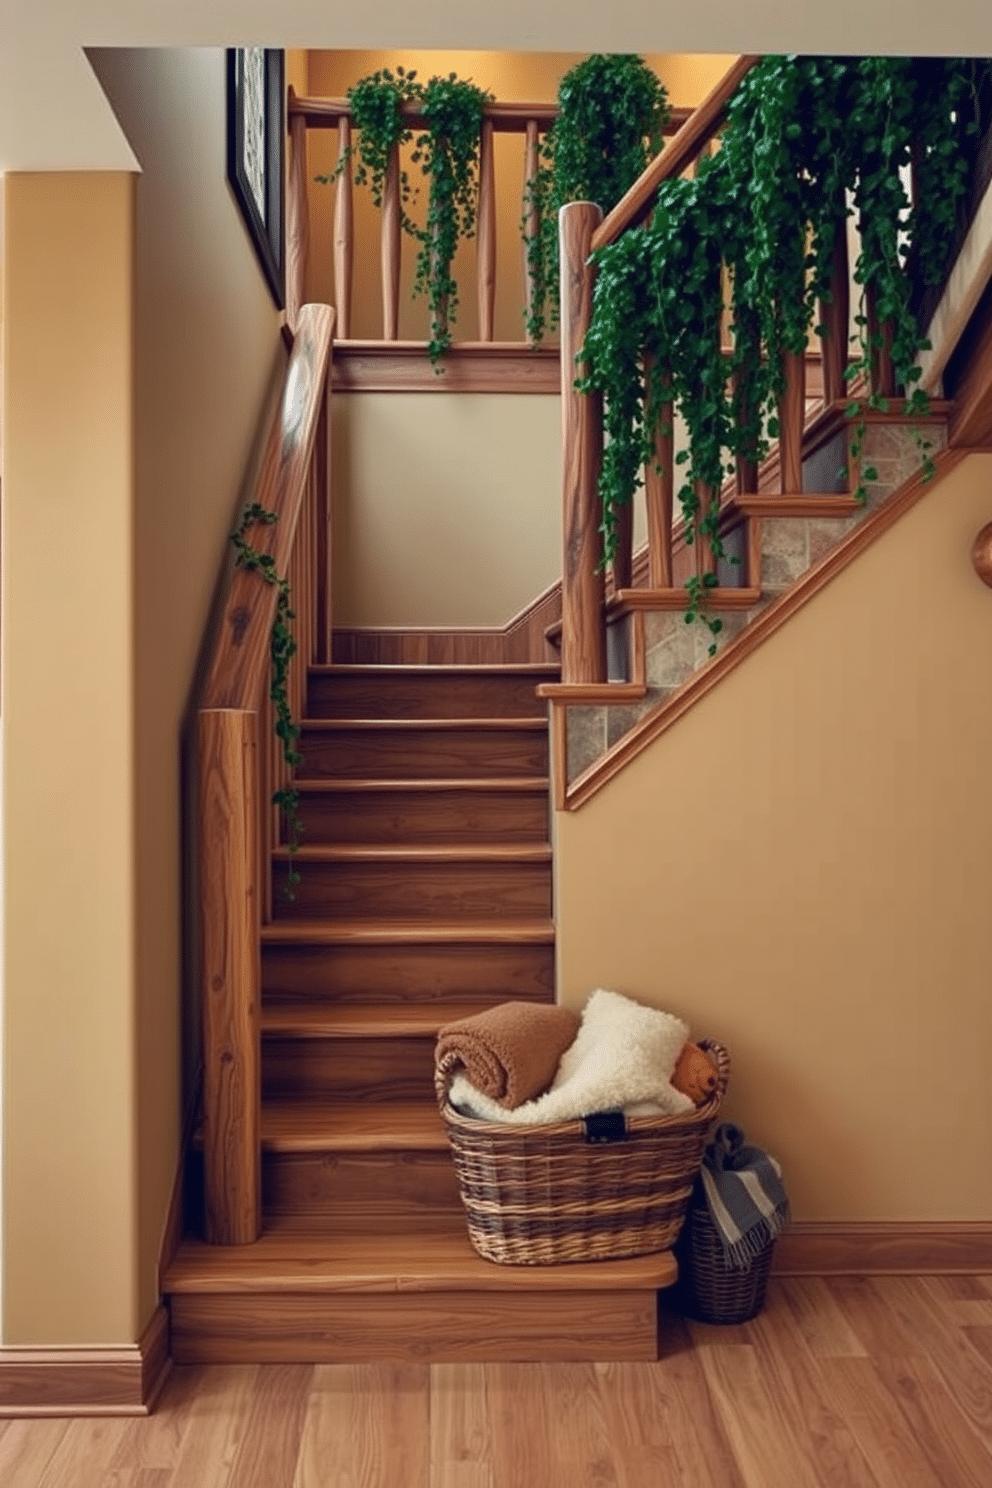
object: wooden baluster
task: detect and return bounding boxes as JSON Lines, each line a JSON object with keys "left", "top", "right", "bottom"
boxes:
{"left": 644, "top": 356, "right": 674, "bottom": 587}
{"left": 286, "top": 89, "right": 309, "bottom": 333}
{"left": 560, "top": 201, "right": 606, "bottom": 684}
{"left": 694, "top": 482, "right": 718, "bottom": 579}
{"left": 334, "top": 116, "right": 353, "bottom": 339}
{"left": 732, "top": 308, "right": 761, "bottom": 494}
{"left": 865, "top": 281, "right": 896, "bottom": 398}
{"left": 819, "top": 214, "right": 850, "bottom": 406}
{"left": 611, "top": 502, "right": 633, "bottom": 593}
{"left": 381, "top": 142, "right": 401, "bottom": 341}
{"left": 315, "top": 378, "right": 331, "bottom": 665}
{"left": 199, "top": 707, "right": 261, "bottom": 1246}
{"left": 523, "top": 120, "right": 540, "bottom": 340}
{"left": 779, "top": 349, "right": 806, "bottom": 494}
{"left": 477, "top": 118, "right": 496, "bottom": 342}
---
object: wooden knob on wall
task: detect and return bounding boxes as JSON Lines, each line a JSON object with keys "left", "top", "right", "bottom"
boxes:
{"left": 972, "top": 522, "right": 992, "bottom": 588}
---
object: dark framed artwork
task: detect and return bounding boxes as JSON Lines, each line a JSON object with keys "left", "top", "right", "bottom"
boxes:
{"left": 226, "top": 48, "right": 285, "bottom": 308}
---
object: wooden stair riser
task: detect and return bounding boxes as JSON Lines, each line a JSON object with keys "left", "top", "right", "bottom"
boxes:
{"left": 263, "top": 1148, "right": 463, "bottom": 1220}
{"left": 262, "top": 1033, "right": 438, "bottom": 1101}
{"left": 296, "top": 725, "right": 549, "bottom": 780}
{"left": 308, "top": 668, "right": 559, "bottom": 719}
{"left": 270, "top": 858, "right": 552, "bottom": 922}
{"left": 169, "top": 1290, "right": 662, "bottom": 1365}
{"left": 294, "top": 784, "right": 550, "bottom": 845}
{"left": 261, "top": 940, "right": 556, "bottom": 1005}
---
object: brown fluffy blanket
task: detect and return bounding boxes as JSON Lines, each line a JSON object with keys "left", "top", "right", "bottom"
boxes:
{"left": 435, "top": 1001, "right": 581, "bottom": 1110}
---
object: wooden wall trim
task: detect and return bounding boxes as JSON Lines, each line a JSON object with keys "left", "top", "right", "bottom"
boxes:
{"left": 772, "top": 1220, "right": 992, "bottom": 1275}
{"left": 331, "top": 342, "right": 560, "bottom": 394}
{"left": 0, "top": 1306, "right": 170, "bottom": 1417}
{"left": 561, "top": 444, "right": 970, "bottom": 810}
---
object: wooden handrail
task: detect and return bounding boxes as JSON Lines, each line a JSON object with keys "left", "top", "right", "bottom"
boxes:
{"left": 288, "top": 95, "right": 692, "bottom": 136}
{"left": 201, "top": 304, "right": 335, "bottom": 713}
{"left": 198, "top": 301, "right": 334, "bottom": 1246}
{"left": 592, "top": 56, "right": 761, "bottom": 252}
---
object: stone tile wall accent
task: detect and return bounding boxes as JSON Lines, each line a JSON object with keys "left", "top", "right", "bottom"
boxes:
{"left": 563, "top": 422, "right": 946, "bottom": 786}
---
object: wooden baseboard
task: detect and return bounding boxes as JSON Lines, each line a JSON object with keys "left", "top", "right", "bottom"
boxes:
{"left": 772, "top": 1220, "right": 992, "bottom": 1276}
{"left": 0, "top": 1304, "right": 170, "bottom": 1417}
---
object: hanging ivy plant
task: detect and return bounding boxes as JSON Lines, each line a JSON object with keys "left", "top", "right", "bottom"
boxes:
{"left": 524, "top": 54, "right": 669, "bottom": 344}
{"left": 579, "top": 53, "right": 985, "bottom": 649}
{"left": 317, "top": 68, "right": 492, "bottom": 362}
{"left": 412, "top": 73, "right": 493, "bottom": 362}
{"left": 230, "top": 503, "right": 304, "bottom": 899}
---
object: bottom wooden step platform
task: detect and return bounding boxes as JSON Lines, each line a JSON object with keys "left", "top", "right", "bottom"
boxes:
{"left": 163, "top": 1219, "right": 678, "bottom": 1364}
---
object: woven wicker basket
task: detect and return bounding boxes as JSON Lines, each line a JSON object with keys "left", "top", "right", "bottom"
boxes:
{"left": 674, "top": 1199, "right": 775, "bottom": 1323}
{"left": 435, "top": 1038, "right": 730, "bottom": 1265}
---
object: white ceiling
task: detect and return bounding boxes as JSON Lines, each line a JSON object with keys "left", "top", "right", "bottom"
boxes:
{"left": 2, "top": 1, "right": 989, "bottom": 172}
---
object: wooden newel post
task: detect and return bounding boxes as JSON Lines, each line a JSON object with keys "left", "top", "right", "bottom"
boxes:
{"left": 779, "top": 348, "right": 806, "bottom": 495}
{"left": 199, "top": 707, "right": 262, "bottom": 1246}
{"left": 560, "top": 201, "right": 606, "bottom": 685}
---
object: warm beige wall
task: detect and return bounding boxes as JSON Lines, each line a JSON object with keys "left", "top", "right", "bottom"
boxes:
{"left": 331, "top": 392, "right": 561, "bottom": 627}
{"left": 2, "top": 172, "right": 137, "bottom": 1344}
{"left": 556, "top": 453, "right": 992, "bottom": 1222}
{"left": 87, "top": 47, "right": 286, "bottom": 1345}
{"left": 0, "top": 51, "right": 286, "bottom": 1348}
{"left": 304, "top": 50, "right": 732, "bottom": 342}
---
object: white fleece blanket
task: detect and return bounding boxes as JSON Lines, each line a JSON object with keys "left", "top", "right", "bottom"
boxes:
{"left": 447, "top": 988, "right": 695, "bottom": 1125}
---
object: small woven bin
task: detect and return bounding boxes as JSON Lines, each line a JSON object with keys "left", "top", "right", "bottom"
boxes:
{"left": 674, "top": 1199, "right": 775, "bottom": 1324}
{"left": 435, "top": 1039, "right": 730, "bottom": 1265}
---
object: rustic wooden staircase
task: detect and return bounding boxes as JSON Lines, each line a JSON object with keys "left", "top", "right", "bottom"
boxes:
{"left": 165, "top": 658, "right": 677, "bottom": 1362}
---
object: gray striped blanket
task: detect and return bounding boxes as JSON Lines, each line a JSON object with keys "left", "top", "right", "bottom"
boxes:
{"left": 697, "top": 1122, "right": 790, "bottom": 1270}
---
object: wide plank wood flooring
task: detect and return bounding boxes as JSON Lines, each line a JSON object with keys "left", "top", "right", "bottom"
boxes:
{"left": 4, "top": 1275, "right": 992, "bottom": 1485}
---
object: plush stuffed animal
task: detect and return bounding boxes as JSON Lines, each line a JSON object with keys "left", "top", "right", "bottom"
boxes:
{"left": 670, "top": 1041, "right": 719, "bottom": 1105}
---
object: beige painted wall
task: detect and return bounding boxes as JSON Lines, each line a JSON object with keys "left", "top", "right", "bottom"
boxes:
{"left": 304, "top": 51, "right": 731, "bottom": 342}
{"left": 331, "top": 392, "right": 561, "bottom": 627}
{"left": 556, "top": 453, "right": 992, "bottom": 1222}
{"left": 2, "top": 172, "right": 137, "bottom": 1343}
{"left": 0, "top": 49, "right": 286, "bottom": 1347}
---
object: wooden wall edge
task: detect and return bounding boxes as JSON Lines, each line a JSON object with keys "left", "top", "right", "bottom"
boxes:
{"left": 771, "top": 1220, "right": 992, "bottom": 1275}
{"left": 0, "top": 1305, "right": 170, "bottom": 1417}
{"left": 332, "top": 343, "right": 561, "bottom": 394}
{"left": 561, "top": 444, "right": 971, "bottom": 810}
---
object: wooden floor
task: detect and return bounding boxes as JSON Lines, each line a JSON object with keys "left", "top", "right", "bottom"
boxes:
{"left": 4, "top": 1274, "right": 992, "bottom": 1485}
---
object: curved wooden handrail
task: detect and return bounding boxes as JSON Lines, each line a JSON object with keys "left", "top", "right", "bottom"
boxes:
{"left": 592, "top": 55, "right": 761, "bottom": 252}
{"left": 202, "top": 302, "right": 335, "bottom": 716}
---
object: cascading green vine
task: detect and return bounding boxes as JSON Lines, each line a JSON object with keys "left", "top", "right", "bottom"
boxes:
{"left": 230, "top": 503, "right": 303, "bottom": 899}
{"left": 579, "top": 54, "right": 987, "bottom": 650}
{"left": 524, "top": 54, "right": 669, "bottom": 344}
{"left": 317, "top": 68, "right": 492, "bottom": 362}
{"left": 412, "top": 73, "right": 493, "bottom": 362}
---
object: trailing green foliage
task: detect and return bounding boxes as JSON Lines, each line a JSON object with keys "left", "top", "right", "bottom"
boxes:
{"left": 578, "top": 54, "right": 987, "bottom": 641}
{"left": 525, "top": 54, "right": 669, "bottom": 343}
{"left": 231, "top": 503, "right": 303, "bottom": 899}
{"left": 412, "top": 74, "right": 493, "bottom": 362}
{"left": 317, "top": 68, "right": 492, "bottom": 362}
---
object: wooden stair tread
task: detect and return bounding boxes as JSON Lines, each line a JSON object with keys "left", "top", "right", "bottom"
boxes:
{"left": 300, "top": 717, "right": 548, "bottom": 731}
{"left": 270, "top": 843, "right": 552, "bottom": 863}
{"left": 164, "top": 1217, "right": 678, "bottom": 1295}
{"left": 610, "top": 587, "right": 763, "bottom": 613}
{"left": 261, "top": 1002, "right": 489, "bottom": 1039}
{"left": 260, "top": 918, "right": 556, "bottom": 946}
{"left": 293, "top": 777, "right": 551, "bottom": 793}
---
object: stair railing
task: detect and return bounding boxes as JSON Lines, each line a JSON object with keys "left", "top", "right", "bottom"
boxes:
{"left": 557, "top": 53, "right": 865, "bottom": 685}
{"left": 285, "top": 89, "right": 692, "bottom": 344}
{"left": 197, "top": 302, "right": 334, "bottom": 1245}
